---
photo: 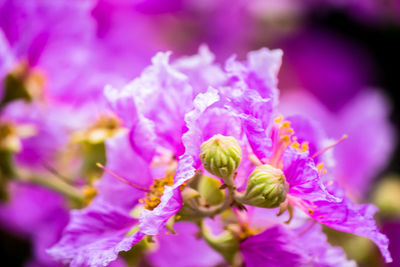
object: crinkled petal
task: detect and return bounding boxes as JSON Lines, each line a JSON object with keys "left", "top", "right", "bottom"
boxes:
{"left": 283, "top": 147, "right": 337, "bottom": 202}
{"left": 47, "top": 199, "right": 143, "bottom": 267}
{"left": 173, "top": 44, "right": 226, "bottom": 95}
{"left": 280, "top": 90, "right": 396, "bottom": 199}
{"left": 304, "top": 187, "right": 392, "bottom": 263}
{"left": 121, "top": 51, "right": 193, "bottom": 154}
{"left": 225, "top": 47, "right": 282, "bottom": 106}
{"left": 139, "top": 88, "right": 227, "bottom": 235}
{"left": 224, "top": 88, "right": 273, "bottom": 161}
{"left": 104, "top": 85, "right": 156, "bottom": 162}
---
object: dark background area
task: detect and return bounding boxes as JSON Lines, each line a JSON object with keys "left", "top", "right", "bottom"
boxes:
{"left": 307, "top": 9, "right": 400, "bottom": 177}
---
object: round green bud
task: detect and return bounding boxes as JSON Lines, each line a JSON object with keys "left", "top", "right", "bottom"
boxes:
{"left": 200, "top": 134, "right": 242, "bottom": 180}
{"left": 238, "top": 164, "right": 289, "bottom": 208}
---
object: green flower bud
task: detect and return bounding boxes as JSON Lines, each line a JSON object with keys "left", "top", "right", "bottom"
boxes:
{"left": 198, "top": 175, "right": 225, "bottom": 206}
{"left": 238, "top": 164, "right": 289, "bottom": 208}
{"left": 200, "top": 135, "right": 242, "bottom": 180}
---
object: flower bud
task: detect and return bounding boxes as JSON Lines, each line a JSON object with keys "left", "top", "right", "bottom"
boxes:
{"left": 198, "top": 175, "right": 225, "bottom": 206}
{"left": 238, "top": 164, "right": 288, "bottom": 208}
{"left": 200, "top": 135, "right": 242, "bottom": 180}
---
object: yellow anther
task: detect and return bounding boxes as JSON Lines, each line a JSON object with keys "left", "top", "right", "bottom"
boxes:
{"left": 316, "top": 163, "right": 327, "bottom": 175}
{"left": 301, "top": 142, "right": 309, "bottom": 152}
{"left": 281, "top": 121, "right": 291, "bottom": 128}
{"left": 142, "top": 174, "right": 174, "bottom": 210}
{"left": 72, "top": 114, "right": 124, "bottom": 144}
{"left": 317, "top": 163, "right": 324, "bottom": 171}
{"left": 83, "top": 185, "right": 98, "bottom": 205}
{"left": 274, "top": 115, "right": 283, "bottom": 123}
{"left": 291, "top": 142, "right": 300, "bottom": 149}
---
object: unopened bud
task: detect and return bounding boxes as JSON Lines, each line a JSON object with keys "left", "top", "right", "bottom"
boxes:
{"left": 238, "top": 164, "right": 288, "bottom": 208}
{"left": 200, "top": 135, "right": 242, "bottom": 180}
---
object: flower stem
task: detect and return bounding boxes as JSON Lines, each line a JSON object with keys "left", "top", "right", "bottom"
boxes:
{"left": 17, "top": 171, "right": 84, "bottom": 203}
{"left": 195, "top": 174, "right": 236, "bottom": 217}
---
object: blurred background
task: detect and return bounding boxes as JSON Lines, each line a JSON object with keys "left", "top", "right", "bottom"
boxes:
{"left": 0, "top": 0, "right": 400, "bottom": 266}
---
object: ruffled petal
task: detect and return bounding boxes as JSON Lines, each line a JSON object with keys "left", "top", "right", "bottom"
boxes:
{"left": 139, "top": 88, "right": 231, "bottom": 235}
{"left": 121, "top": 51, "right": 194, "bottom": 154}
{"left": 283, "top": 147, "right": 337, "bottom": 202}
{"left": 173, "top": 45, "right": 226, "bottom": 95}
{"left": 225, "top": 47, "right": 282, "bottom": 105}
{"left": 303, "top": 186, "right": 392, "bottom": 263}
{"left": 104, "top": 85, "right": 156, "bottom": 162}
{"left": 47, "top": 199, "right": 144, "bottom": 267}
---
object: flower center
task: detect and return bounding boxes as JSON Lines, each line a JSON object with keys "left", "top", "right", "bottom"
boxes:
{"left": 269, "top": 115, "right": 309, "bottom": 167}
{"left": 0, "top": 120, "right": 36, "bottom": 152}
{"left": 72, "top": 114, "right": 124, "bottom": 144}
{"left": 141, "top": 173, "right": 174, "bottom": 210}
{"left": 1, "top": 61, "right": 46, "bottom": 108}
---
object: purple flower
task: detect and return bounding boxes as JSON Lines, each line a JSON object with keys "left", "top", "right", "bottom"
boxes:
{"left": 166, "top": 48, "right": 392, "bottom": 262}
{"left": 244, "top": 113, "right": 392, "bottom": 262}
{"left": 48, "top": 47, "right": 278, "bottom": 266}
{"left": 280, "top": 89, "right": 395, "bottom": 200}
{"left": 48, "top": 46, "right": 392, "bottom": 266}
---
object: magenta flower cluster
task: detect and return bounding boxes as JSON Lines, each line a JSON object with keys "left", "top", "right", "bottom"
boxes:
{"left": 0, "top": 1, "right": 397, "bottom": 267}
{"left": 47, "top": 47, "right": 391, "bottom": 266}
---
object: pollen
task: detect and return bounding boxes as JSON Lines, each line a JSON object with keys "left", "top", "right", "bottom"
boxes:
{"left": 291, "top": 141, "right": 300, "bottom": 149}
{"left": 83, "top": 185, "right": 98, "bottom": 206}
{"left": 317, "top": 163, "right": 327, "bottom": 175}
{"left": 300, "top": 142, "right": 309, "bottom": 152}
{"left": 238, "top": 224, "right": 260, "bottom": 241}
{"left": 143, "top": 173, "right": 174, "bottom": 210}
{"left": 278, "top": 120, "right": 295, "bottom": 146}
{"left": 274, "top": 114, "right": 283, "bottom": 123}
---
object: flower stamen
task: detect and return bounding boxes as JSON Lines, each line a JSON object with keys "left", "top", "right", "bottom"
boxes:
{"left": 96, "top": 163, "right": 150, "bottom": 192}
{"left": 312, "top": 134, "right": 348, "bottom": 159}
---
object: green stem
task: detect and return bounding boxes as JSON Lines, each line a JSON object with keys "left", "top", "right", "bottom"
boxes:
{"left": 195, "top": 175, "right": 236, "bottom": 217}
{"left": 18, "top": 172, "right": 84, "bottom": 203}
